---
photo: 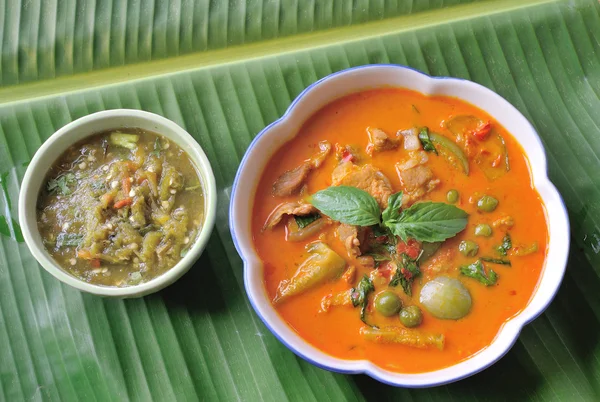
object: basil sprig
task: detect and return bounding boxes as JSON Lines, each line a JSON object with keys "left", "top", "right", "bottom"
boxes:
{"left": 351, "top": 275, "right": 375, "bottom": 325}
{"left": 460, "top": 259, "right": 498, "bottom": 286}
{"left": 418, "top": 127, "right": 438, "bottom": 155}
{"left": 309, "top": 186, "right": 468, "bottom": 243}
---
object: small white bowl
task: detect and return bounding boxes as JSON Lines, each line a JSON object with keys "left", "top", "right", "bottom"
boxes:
{"left": 229, "top": 65, "right": 570, "bottom": 387}
{"left": 19, "top": 109, "right": 217, "bottom": 298}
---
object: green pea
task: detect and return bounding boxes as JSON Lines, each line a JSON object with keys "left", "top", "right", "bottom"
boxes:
{"left": 399, "top": 306, "right": 423, "bottom": 328}
{"left": 459, "top": 240, "right": 479, "bottom": 257}
{"left": 477, "top": 195, "right": 499, "bottom": 212}
{"left": 374, "top": 291, "right": 402, "bottom": 317}
{"left": 474, "top": 224, "right": 492, "bottom": 237}
{"left": 446, "top": 189, "right": 459, "bottom": 204}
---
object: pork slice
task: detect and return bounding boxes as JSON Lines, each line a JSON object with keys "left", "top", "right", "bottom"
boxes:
{"left": 310, "top": 141, "right": 331, "bottom": 168}
{"left": 272, "top": 141, "right": 331, "bottom": 197}
{"left": 332, "top": 163, "right": 393, "bottom": 209}
{"left": 331, "top": 161, "right": 354, "bottom": 184}
{"left": 263, "top": 201, "right": 317, "bottom": 230}
{"left": 366, "top": 127, "right": 400, "bottom": 155}
{"left": 272, "top": 163, "right": 311, "bottom": 197}
{"left": 337, "top": 223, "right": 362, "bottom": 258}
{"left": 396, "top": 164, "right": 440, "bottom": 206}
{"left": 398, "top": 165, "right": 434, "bottom": 192}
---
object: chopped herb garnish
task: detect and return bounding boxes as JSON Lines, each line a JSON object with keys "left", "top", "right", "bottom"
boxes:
{"left": 370, "top": 224, "right": 391, "bottom": 239}
{"left": 294, "top": 213, "right": 321, "bottom": 229}
{"left": 366, "top": 253, "right": 392, "bottom": 262}
{"left": 368, "top": 241, "right": 397, "bottom": 257}
{"left": 47, "top": 173, "right": 76, "bottom": 196}
{"left": 151, "top": 137, "right": 163, "bottom": 156}
{"left": 351, "top": 275, "right": 375, "bottom": 325}
{"left": 412, "top": 104, "right": 420, "bottom": 114}
{"left": 460, "top": 259, "right": 498, "bottom": 286}
{"left": 364, "top": 252, "right": 391, "bottom": 268}
{"left": 389, "top": 253, "right": 421, "bottom": 296}
{"left": 481, "top": 257, "right": 511, "bottom": 266}
{"left": 91, "top": 180, "right": 106, "bottom": 191}
{"left": 418, "top": 127, "right": 438, "bottom": 155}
{"left": 56, "top": 233, "right": 83, "bottom": 248}
{"left": 496, "top": 234, "right": 512, "bottom": 256}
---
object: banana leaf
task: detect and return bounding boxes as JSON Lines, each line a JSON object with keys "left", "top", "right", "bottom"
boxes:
{"left": 1, "top": 0, "right": 599, "bottom": 400}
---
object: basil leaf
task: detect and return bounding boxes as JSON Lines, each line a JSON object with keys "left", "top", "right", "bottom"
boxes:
{"left": 47, "top": 173, "right": 76, "bottom": 196}
{"left": 56, "top": 233, "right": 83, "bottom": 248}
{"left": 389, "top": 254, "right": 420, "bottom": 296}
{"left": 481, "top": 257, "right": 511, "bottom": 266}
{"left": 366, "top": 253, "right": 392, "bottom": 262}
{"left": 351, "top": 275, "right": 375, "bottom": 324}
{"left": 495, "top": 234, "right": 512, "bottom": 256}
{"left": 384, "top": 201, "right": 468, "bottom": 242}
{"left": 310, "top": 186, "right": 381, "bottom": 226}
{"left": 364, "top": 251, "right": 391, "bottom": 268}
{"left": 460, "top": 259, "right": 498, "bottom": 286}
{"left": 368, "top": 240, "right": 397, "bottom": 257}
{"left": 418, "top": 127, "right": 438, "bottom": 155}
{"left": 151, "top": 137, "right": 163, "bottom": 157}
{"left": 381, "top": 192, "right": 403, "bottom": 223}
{"left": 294, "top": 213, "right": 321, "bottom": 229}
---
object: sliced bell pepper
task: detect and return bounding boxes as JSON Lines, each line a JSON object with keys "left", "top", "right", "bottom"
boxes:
{"left": 428, "top": 132, "right": 470, "bottom": 175}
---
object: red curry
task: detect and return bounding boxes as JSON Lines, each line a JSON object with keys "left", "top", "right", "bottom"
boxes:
{"left": 252, "top": 88, "right": 547, "bottom": 373}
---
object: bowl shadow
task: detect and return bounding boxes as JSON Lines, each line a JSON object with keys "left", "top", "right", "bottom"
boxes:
{"left": 148, "top": 232, "right": 243, "bottom": 314}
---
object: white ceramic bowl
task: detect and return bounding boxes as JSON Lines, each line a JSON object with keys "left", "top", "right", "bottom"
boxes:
{"left": 19, "top": 109, "right": 217, "bottom": 298}
{"left": 229, "top": 65, "right": 570, "bottom": 387}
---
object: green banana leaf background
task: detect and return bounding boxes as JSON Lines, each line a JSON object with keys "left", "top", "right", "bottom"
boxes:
{"left": 1, "top": 0, "right": 600, "bottom": 400}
